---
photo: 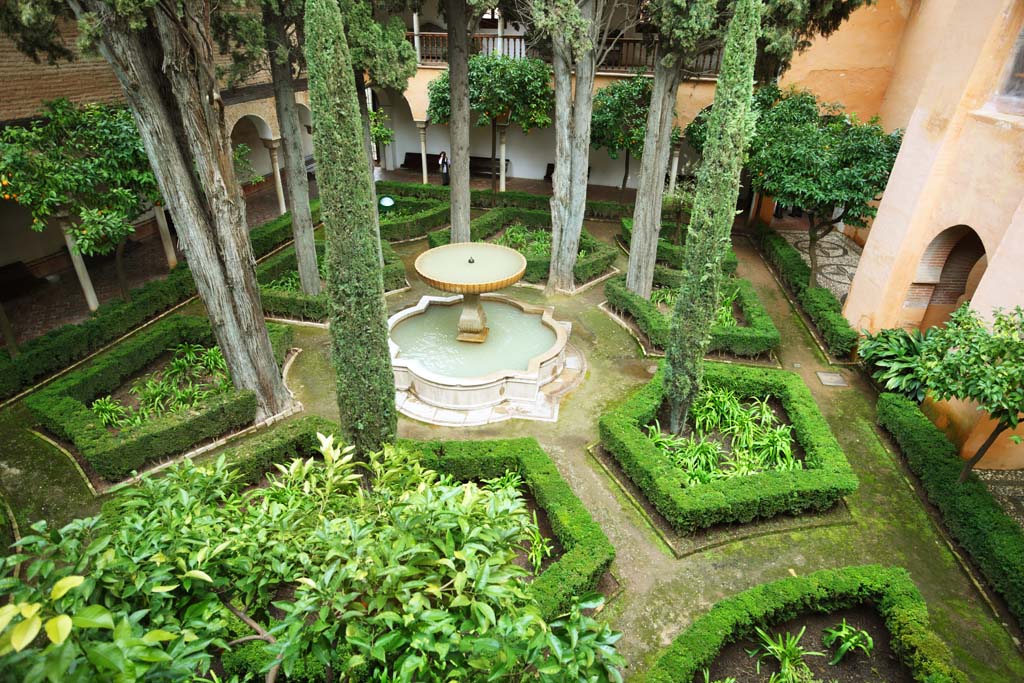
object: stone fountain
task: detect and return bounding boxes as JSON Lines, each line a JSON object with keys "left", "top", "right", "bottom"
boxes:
{"left": 413, "top": 242, "right": 526, "bottom": 342}
{"left": 386, "top": 241, "right": 583, "bottom": 426}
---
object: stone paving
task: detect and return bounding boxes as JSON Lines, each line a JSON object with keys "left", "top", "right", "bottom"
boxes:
{"left": 776, "top": 228, "right": 863, "bottom": 302}
{"left": 976, "top": 469, "right": 1024, "bottom": 530}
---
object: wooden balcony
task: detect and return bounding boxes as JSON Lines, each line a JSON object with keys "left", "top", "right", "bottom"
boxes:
{"left": 407, "top": 33, "right": 722, "bottom": 78}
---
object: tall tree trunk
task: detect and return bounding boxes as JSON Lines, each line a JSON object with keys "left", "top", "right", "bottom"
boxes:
{"left": 70, "top": 0, "right": 290, "bottom": 420}
{"left": 620, "top": 149, "right": 630, "bottom": 194}
{"left": 664, "top": 0, "right": 760, "bottom": 432}
{"left": 447, "top": 0, "right": 472, "bottom": 243}
{"left": 306, "top": 0, "right": 396, "bottom": 454}
{"left": 267, "top": 8, "right": 320, "bottom": 296}
{"left": 0, "top": 302, "right": 17, "bottom": 358}
{"left": 354, "top": 69, "right": 384, "bottom": 266}
{"left": 547, "top": 29, "right": 596, "bottom": 294}
{"left": 960, "top": 423, "right": 1010, "bottom": 483}
{"left": 807, "top": 214, "right": 820, "bottom": 288}
{"left": 626, "top": 51, "right": 681, "bottom": 300}
{"left": 114, "top": 238, "right": 130, "bottom": 301}
{"left": 490, "top": 120, "right": 498, "bottom": 194}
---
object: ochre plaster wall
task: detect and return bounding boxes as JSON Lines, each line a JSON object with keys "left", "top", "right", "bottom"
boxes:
{"left": 781, "top": 0, "right": 911, "bottom": 123}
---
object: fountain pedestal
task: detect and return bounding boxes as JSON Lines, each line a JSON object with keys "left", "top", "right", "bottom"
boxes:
{"left": 457, "top": 293, "right": 488, "bottom": 343}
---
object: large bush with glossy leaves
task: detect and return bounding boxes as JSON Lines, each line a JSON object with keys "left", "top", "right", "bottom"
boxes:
{"left": 0, "top": 434, "right": 623, "bottom": 683}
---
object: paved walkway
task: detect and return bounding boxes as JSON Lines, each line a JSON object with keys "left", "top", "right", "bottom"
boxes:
{"left": 776, "top": 228, "right": 863, "bottom": 302}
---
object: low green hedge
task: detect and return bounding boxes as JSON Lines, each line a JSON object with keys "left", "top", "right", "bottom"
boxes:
{"left": 877, "top": 393, "right": 1024, "bottom": 629}
{"left": 214, "top": 419, "right": 615, "bottom": 621}
{"left": 257, "top": 240, "right": 406, "bottom": 321}
{"left": 599, "top": 363, "right": 858, "bottom": 534}
{"left": 378, "top": 197, "right": 450, "bottom": 241}
{"left": 642, "top": 564, "right": 966, "bottom": 683}
{"left": 427, "top": 207, "right": 617, "bottom": 287}
{"left": 375, "top": 180, "right": 633, "bottom": 219}
{"left": 752, "top": 223, "right": 859, "bottom": 357}
{"left": 0, "top": 201, "right": 322, "bottom": 401}
{"left": 25, "top": 315, "right": 293, "bottom": 481}
{"left": 620, "top": 218, "right": 738, "bottom": 275}
{"left": 604, "top": 275, "right": 780, "bottom": 357}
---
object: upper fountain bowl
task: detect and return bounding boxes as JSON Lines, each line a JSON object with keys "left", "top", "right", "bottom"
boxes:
{"left": 414, "top": 242, "right": 526, "bottom": 294}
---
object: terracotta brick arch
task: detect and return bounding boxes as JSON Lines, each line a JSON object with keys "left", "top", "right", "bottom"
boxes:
{"left": 904, "top": 225, "right": 988, "bottom": 329}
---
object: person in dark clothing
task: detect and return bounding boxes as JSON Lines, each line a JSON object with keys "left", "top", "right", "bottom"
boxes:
{"left": 439, "top": 151, "right": 450, "bottom": 185}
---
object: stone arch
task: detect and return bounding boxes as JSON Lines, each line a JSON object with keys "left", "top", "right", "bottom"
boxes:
{"left": 904, "top": 225, "right": 988, "bottom": 329}
{"left": 229, "top": 114, "right": 276, "bottom": 184}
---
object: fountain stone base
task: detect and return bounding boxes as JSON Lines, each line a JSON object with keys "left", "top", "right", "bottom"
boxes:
{"left": 456, "top": 292, "right": 488, "bottom": 343}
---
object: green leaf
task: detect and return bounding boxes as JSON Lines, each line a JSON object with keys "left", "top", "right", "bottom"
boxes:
{"left": 183, "top": 569, "right": 213, "bottom": 583}
{"left": 71, "top": 605, "right": 114, "bottom": 630}
{"left": 142, "top": 628, "right": 178, "bottom": 644}
{"left": 50, "top": 575, "right": 85, "bottom": 601}
{"left": 11, "top": 614, "right": 42, "bottom": 651}
{"left": 150, "top": 584, "right": 178, "bottom": 593}
{"left": 44, "top": 615, "right": 72, "bottom": 645}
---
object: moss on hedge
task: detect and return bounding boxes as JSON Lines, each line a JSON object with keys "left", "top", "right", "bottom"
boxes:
{"left": 598, "top": 362, "right": 858, "bottom": 533}
{"left": 877, "top": 393, "right": 1024, "bottom": 630}
{"left": 752, "top": 222, "right": 859, "bottom": 357}
{"left": 642, "top": 564, "right": 966, "bottom": 683}
{"left": 427, "top": 207, "right": 617, "bottom": 287}
{"left": 24, "top": 316, "right": 293, "bottom": 481}
{"left": 604, "top": 274, "right": 780, "bottom": 357}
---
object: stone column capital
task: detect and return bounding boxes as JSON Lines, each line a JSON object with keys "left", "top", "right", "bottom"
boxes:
{"left": 262, "top": 138, "right": 281, "bottom": 151}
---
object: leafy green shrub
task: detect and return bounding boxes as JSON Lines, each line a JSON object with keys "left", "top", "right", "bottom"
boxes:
{"left": 876, "top": 393, "right": 1024, "bottom": 629}
{"left": 0, "top": 200, "right": 319, "bottom": 401}
{"left": 599, "top": 362, "right": 857, "bottom": 533}
{"left": 752, "top": 223, "right": 859, "bottom": 357}
{"left": 429, "top": 208, "right": 617, "bottom": 286}
{"left": 859, "top": 327, "right": 931, "bottom": 401}
{"left": 747, "top": 625, "right": 823, "bottom": 682}
{"left": 605, "top": 275, "right": 780, "bottom": 357}
{"left": 642, "top": 565, "right": 966, "bottom": 683}
{"left": 24, "top": 316, "right": 293, "bottom": 480}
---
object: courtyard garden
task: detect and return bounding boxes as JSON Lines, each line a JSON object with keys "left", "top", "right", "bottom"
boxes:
{"left": 0, "top": 0, "right": 1023, "bottom": 681}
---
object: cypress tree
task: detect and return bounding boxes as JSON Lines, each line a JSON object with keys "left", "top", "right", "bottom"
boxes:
{"left": 664, "top": 0, "right": 762, "bottom": 433}
{"left": 305, "top": 0, "right": 396, "bottom": 452}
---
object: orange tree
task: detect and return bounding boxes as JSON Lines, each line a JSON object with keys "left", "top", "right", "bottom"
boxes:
{"left": 0, "top": 98, "right": 159, "bottom": 301}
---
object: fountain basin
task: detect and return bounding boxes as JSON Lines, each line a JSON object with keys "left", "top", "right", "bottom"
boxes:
{"left": 389, "top": 294, "right": 571, "bottom": 412}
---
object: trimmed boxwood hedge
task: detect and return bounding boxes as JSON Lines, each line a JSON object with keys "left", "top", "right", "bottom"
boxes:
{"left": 25, "top": 315, "right": 293, "bottom": 481}
{"left": 620, "top": 217, "right": 738, "bottom": 275}
{"left": 877, "top": 393, "right": 1024, "bottom": 629}
{"left": 752, "top": 222, "right": 859, "bottom": 357}
{"left": 0, "top": 200, "right": 322, "bottom": 402}
{"left": 427, "top": 207, "right": 617, "bottom": 287}
{"left": 642, "top": 564, "right": 966, "bottom": 683}
{"left": 257, "top": 239, "right": 406, "bottom": 321}
{"left": 375, "top": 179, "right": 633, "bottom": 219}
{"left": 378, "top": 197, "right": 450, "bottom": 241}
{"left": 599, "top": 362, "right": 858, "bottom": 534}
{"left": 214, "top": 418, "right": 615, "bottom": 621}
{"left": 604, "top": 274, "right": 780, "bottom": 357}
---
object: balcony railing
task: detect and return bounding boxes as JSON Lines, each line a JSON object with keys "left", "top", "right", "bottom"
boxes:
{"left": 407, "top": 33, "right": 723, "bottom": 78}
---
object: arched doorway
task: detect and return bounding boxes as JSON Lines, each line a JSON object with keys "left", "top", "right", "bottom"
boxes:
{"left": 228, "top": 115, "right": 274, "bottom": 188}
{"left": 904, "top": 225, "right": 988, "bottom": 329}
{"left": 295, "top": 104, "right": 315, "bottom": 159}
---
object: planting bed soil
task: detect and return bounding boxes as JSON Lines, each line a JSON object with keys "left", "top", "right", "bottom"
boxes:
{"left": 697, "top": 604, "right": 914, "bottom": 683}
